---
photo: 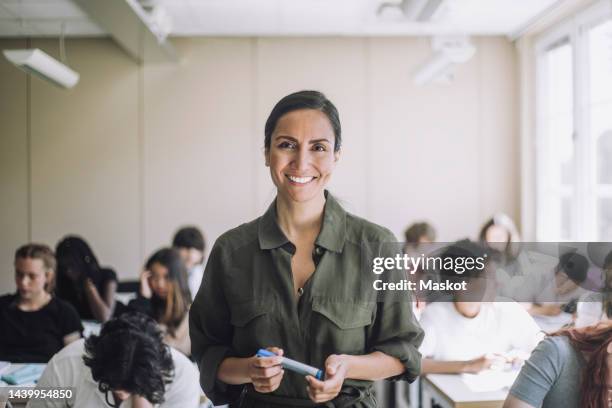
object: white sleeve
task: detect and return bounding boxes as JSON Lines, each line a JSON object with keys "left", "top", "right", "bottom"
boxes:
{"left": 161, "top": 350, "right": 202, "bottom": 408}
{"left": 417, "top": 309, "right": 437, "bottom": 358}
{"left": 575, "top": 296, "right": 603, "bottom": 328}
{"left": 505, "top": 303, "right": 544, "bottom": 353}
{"left": 26, "top": 359, "right": 70, "bottom": 408}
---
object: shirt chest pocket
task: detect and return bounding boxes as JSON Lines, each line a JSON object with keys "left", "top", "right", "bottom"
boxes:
{"left": 230, "top": 300, "right": 276, "bottom": 355}
{"left": 311, "top": 298, "right": 374, "bottom": 356}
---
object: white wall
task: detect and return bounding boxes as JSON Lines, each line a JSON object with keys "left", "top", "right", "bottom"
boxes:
{"left": 0, "top": 36, "right": 518, "bottom": 291}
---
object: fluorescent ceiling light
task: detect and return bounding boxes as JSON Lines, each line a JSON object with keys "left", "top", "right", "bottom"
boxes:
{"left": 378, "top": 0, "right": 448, "bottom": 21}
{"left": 3, "top": 48, "right": 79, "bottom": 89}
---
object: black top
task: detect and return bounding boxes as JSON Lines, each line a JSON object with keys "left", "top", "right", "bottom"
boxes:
{"left": 56, "top": 267, "right": 117, "bottom": 320}
{"left": 0, "top": 294, "right": 83, "bottom": 363}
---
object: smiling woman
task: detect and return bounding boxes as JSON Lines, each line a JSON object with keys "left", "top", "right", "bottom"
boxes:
{"left": 190, "top": 90, "right": 424, "bottom": 408}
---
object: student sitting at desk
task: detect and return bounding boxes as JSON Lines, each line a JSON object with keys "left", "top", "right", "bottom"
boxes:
{"left": 129, "top": 248, "right": 192, "bottom": 356}
{"left": 525, "top": 252, "right": 588, "bottom": 330}
{"left": 28, "top": 313, "right": 201, "bottom": 408}
{"left": 55, "top": 236, "right": 118, "bottom": 323}
{"left": 419, "top": 240, "right": 543, "bottom": 374}
{"left": 0, "top": 244, "right": 82, "bottom": 363}
{"left": 172, "top": 226, "right": 206, "bottom": 300}
{"left": 504, "top": 321, "right": 612, "bottom": 408}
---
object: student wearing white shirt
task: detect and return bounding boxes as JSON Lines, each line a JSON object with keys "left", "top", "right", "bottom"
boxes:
{"left": 575, "top": 251, "right": 612, "bottom": 328}
{"left": 28, "top": 313, "right": 201, "bottom": 408}
{"left": 172, "top": 226, "right": 206, "bottom": 300}
{"left": 419, "top": 241, "right": 543, "bottom": 374}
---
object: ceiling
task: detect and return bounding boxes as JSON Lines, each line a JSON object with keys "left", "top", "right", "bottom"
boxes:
{"left": 0, "top": 0, "right": 561, "bottom": 38}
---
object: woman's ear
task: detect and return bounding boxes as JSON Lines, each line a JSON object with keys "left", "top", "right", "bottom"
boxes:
{"left": 334, "top": 150, "right": 341, "bottom": 162}
{"left": 265, "top": 149, "right": 270, "bottom": 167}
{"left": 607, "top": 341, "right": 612, "bottom": 354}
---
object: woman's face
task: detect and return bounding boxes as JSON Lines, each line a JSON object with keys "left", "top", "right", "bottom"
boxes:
{"left": 148, "top": 262, "right": 170, "bottom": 299}
{"left": 15, "top": 257, "right": 49, "bottom": 300}
{"left": 265, "top": 109, "right": 339, "bottom": 203}
{"left": 485, "top": 224, "right": 510, "bottom": 252}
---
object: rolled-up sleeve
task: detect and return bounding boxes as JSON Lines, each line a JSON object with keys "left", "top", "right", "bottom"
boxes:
{"left": 368, "top": 299, "right": 424, "bottom": 382}
{"left": 367, "top": 232, "right": 424, "bottom": 382}
{"left": 189, "top": 242, "right": 243, "bottom": 405}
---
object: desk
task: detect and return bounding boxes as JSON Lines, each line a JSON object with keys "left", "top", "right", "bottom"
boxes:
{"left": 0, "top": 364, "right": 45, "bottom": 408}
{"left": 422, "top": 373, "right": 513, "bottom": 408}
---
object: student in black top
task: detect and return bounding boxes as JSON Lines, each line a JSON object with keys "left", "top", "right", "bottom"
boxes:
{"left": 55, "top": 236, "right": 118, "bottom": 322}
{"left": 0, "top": 243, "right": 82, "bottom": 363}
{"left": 128, "top": 248, "right": 191, "bottom": 356}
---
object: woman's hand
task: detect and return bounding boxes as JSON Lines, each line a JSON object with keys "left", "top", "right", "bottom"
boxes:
{"left": 306, "top": 354, "right": 348, "bottom": 403}
{"left": 139, "top": 270, "right": 152, "bottom": 299}
{"left": 249, "top": 347, "right": 285, "bottom": 393}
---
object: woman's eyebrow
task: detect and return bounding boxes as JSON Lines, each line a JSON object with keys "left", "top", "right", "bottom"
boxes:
{"left": 309, "top": 138, "right": 331, "bottom": 144}
{"left": 275, "top": 135, "right": 298, "bottom": 142}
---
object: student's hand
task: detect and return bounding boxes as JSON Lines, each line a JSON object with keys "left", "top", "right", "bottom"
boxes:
{"left": 139, "top": 270, "right": 152, "bottom": 299}
{"left": 306, "top": 354, "right": 348, "bottom": 403}
{"left": 249, "top": 347, "right": 284, "bottom": 393}
{"left": 465, "top": 354, "right": 495, "bottom": 373}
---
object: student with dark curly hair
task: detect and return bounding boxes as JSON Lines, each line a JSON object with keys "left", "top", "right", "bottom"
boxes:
{"left": 28, "top": 313, "right": 201, "bottom": 408}
{"left": 55, "top": 236, "right": 118, "bottom": 322}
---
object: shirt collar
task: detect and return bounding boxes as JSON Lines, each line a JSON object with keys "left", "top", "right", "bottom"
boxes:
{"left": 258, "top": 190, "right": 347, "bottom": 253}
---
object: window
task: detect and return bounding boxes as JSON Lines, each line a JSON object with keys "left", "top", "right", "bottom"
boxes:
{"left": 535, "top": 1, "right": 612, "bottom": 241}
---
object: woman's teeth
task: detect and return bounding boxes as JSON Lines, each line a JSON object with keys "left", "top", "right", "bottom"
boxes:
{"left": 287, "top": 175, "right": 314, "bottom": 184}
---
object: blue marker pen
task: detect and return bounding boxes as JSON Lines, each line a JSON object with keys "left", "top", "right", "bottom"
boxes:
{"left": 256, "top": 349, "right": 324, "bottom": 380}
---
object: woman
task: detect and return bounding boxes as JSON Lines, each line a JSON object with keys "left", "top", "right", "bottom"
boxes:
{"left": 129, "top": 247, "right": 192, "bottom": 356}
{"left": 504, "top": 321, "right": 612, "bottom": 408}
{"left": 190, "top": 90, "right": 424, "bottom": 407}
{"left": 0, "top": 244, "right": 82, "bottom": 363}
{"left": 55, "top": 236, "right": 118, "bottom": 322}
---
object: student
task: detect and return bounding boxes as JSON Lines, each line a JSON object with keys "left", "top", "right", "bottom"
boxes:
{"left": 172, "top": 226, "right": 205, "bottom": 299}
{"left": 504, "top": 321, "right": 612, "bottom": 408}
{"left": 575, "top": 250, "right": 612, "bottom": 328}
{"left": 0, "top": 244, "right": 82, "bottom": 363}
{"left": 55, "top": 236, "right": 118, "bottom": 322}
{"left": 190, "top": 90, "right": 423, "bottom": 407}
{"left": 129, "top": 248, "right": 191, "bottom": 356}
{"left": 28, "top": 313, "right": 201, "bottom": 408}
{"left": 479, "top": 213, "right": 521, "bottom": 275}
{"left": 404, "top": 222, "right": 436, "bottom": 248}
{"left": 419, "top": 240, "right": 543, "bottom": 374}
{"left": 527, "top": 252, "right": 589, "bottom": 321}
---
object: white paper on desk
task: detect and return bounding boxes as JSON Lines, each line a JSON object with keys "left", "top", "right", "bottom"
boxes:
{"left": 461, "top": 370, "right": 519, "bottom": 393}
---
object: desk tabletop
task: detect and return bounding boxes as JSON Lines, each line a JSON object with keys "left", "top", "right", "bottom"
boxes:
{"left": 424, "top": 371, "right": 516, "bottom": 404}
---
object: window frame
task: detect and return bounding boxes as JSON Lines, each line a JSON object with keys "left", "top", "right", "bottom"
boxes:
{"left": 534, "top": 0, "right": 612, "bottom": 241}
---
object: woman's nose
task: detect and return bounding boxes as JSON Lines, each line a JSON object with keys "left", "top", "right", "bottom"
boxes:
{"left": 292, "top": 148, "right": 310, "bottom": 171}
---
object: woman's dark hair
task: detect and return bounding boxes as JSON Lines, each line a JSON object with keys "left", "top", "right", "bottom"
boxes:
{"left": 172, "top": 226, "right": 205, "bottom": 252}
{"left": 555, "top": 252, "right": 589, "bottom": 284}
{"left": 83, "top": 313, "right": 174, "bottom": 404}
{"left": 603, "top": 250, "right": 612, "bottom": 319}
{"left": 146, "top": 248, "right": 191, "bottom": 335}
{"left": 55, "top": 236, "right": 103, "bottom": 294}
{"left": 264, "top": 90, "right": 341, "bottom": 152}
{"left": 550, "top": 321, "right": 612, "bottom": 408}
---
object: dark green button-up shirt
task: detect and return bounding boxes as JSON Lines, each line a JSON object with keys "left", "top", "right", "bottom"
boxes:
{"left": 190, "top": 192, "right": 423, "bottom": 407}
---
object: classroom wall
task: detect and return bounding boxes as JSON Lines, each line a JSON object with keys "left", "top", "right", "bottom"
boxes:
{"left": 0, "top": 36, "right": 518, "bottom": 289}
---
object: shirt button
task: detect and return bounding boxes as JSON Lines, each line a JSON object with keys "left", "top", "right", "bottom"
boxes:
{"left": 297, "top": 287, "right": 304, "bottom": 296}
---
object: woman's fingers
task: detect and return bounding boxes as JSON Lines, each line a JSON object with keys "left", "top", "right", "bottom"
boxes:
{"left": 252, "top": 369, "right": 284, "bottom": 393}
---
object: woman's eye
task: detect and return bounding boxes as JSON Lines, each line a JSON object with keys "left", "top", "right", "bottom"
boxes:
{"left": 313, "top": 144, "right": 326, "bottom": 152}
{"left": 278, "top": 141, "right": 296, "bottom": 149}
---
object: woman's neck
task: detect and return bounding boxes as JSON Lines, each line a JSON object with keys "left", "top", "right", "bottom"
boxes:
{"left": 18, "top": 291, "right": 51, "bottom": 311}
{"left": 276, "top": 192, "right": 326, "bottom": 241}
